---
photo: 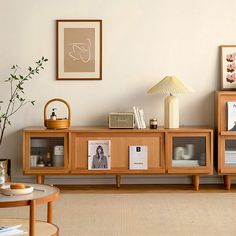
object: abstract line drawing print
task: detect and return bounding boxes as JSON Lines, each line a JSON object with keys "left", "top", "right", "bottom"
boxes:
{"left": 68, "top": 39, "right": 91, "bottom": 63}
{"left": 57, "top": 20, "right": 101, "bottom": 79}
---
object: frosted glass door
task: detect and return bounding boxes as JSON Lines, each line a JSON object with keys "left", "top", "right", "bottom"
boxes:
{"left": 30, "top": 137, "right": 64, "bottom": 168}
{"left": 172, "top": 137, "right": 206, "bottom": 167}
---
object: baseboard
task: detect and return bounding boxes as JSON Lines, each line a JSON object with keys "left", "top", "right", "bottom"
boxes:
{"left": 11, "top": 175, "right": 226, "bottom": 185}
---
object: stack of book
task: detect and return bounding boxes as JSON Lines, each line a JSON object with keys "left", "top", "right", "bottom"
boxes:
{"left": 225, "top": 150, "right": 236, "bottom": 166}
{"left": 172, "top": 160, "right": 200, "bottom": 167}
{"left": 132, "top": 106, "right": 146, "bottom": 129}
{"left": 0, "top": 225, "right": 27, "bottom": 235}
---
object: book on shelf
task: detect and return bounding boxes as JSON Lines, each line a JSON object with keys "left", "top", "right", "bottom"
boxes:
{"left": 88, "top": 140, "right": 111, "bottom": 170}
{"left": 227, "top": 102, "right": 236, "bottom": 131}
{"left": 139, "top": 109, "right": 146, "bottom": 129}
{"left": 0, "top": 225, "right": 27, "bottom": 235}
{"left": 129, "top": 145, "right": 148, "bottom": 170}
{"left": 132, "top": 106, "right": 146, "bottom": 129}
{"left": 225, "top": 150, "right": 236, "bottom": 162}
{"left": 172, "top": 160, "right": 200, "bottom": 167}
{"left": 224, "top": 162, "right": 236, "bottom": 166}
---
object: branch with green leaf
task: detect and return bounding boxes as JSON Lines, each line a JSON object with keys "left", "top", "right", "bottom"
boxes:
{"left": 0, "top": 57, "right": 48, "bottom": 145}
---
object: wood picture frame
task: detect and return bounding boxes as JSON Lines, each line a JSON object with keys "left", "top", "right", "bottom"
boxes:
{"left": 56, "top": 20, "right": 102, "bottom": 80}
{"left": 220, "top": 45, "right": 236, "bottom": 90}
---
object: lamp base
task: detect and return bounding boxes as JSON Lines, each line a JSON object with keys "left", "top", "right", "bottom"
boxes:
{"left": 164, "top": 95, "right": 179, "bottom": 128}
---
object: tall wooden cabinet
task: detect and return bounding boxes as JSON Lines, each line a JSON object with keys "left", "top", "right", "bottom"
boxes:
{"left": 23, "top": 126, "right": 213, "bottom": 190}
{"left": 216, "top": 91, "right": 236, "bottom": 190}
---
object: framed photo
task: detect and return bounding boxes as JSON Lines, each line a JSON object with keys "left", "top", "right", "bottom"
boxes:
{"left": 56, "top": 20, "right": 102, "bottom": 80}
{"left": 220, "top": 45, "right": 236, "bottom": 90}
{"left": 88, "top": 140, "right": 111, "bottom": 170}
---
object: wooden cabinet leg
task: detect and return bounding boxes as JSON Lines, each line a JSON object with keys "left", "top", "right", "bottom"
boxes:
{"left": 224, "top": 175, "right": 231, "bottom": 190}
{"left": 36, "top": 175, "right": 45, "bottom": 184}
{"left": 223, "top": 175, "right": 227, "bottom": 187}
{"left": 116, "top": 175, "right": 121, "bottom": 188}
{"left": 29, "top": 200, "right": 36, "bottom": 236}
{"left": 47, "top": 201, "right": 53, "bottom": 223}
{"left": 193, "top": 175, "right": 199, "bottom": 191}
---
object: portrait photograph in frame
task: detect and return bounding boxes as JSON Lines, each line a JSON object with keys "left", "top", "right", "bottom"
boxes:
{"left": 56, "top": 20, "right": 102, "bottom": 80}
{"left": 220, "top": 45, "right": 236, "bottom": 90}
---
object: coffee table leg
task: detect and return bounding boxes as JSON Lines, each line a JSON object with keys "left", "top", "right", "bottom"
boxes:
{"left": 30, "top": 200, "right": 36, "bottom": 236}
{"left": 47, "top": 201, "right": 53, "bottom": 223}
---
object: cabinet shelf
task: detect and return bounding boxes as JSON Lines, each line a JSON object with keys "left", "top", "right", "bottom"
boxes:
{"left": 71, "top": 167, "right": 165, "bottom": 175}
{"left": 220, "top": 131, "right": 236, "bottom": 136}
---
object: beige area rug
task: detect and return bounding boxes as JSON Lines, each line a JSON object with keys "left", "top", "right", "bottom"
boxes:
{"left": 0, "top": 192, "right": 236, "bottom": 236}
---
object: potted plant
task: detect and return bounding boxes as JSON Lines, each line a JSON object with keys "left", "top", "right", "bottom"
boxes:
{"left": 0, "top": 57, "right": 48, "bottom": 181}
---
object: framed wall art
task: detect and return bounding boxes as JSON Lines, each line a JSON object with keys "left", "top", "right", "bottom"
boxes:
{"left": 56, "top": 20, "right": 102, "bottom": 80}
{"left": 220, "top": 45, "right": 236, "bottom": 90}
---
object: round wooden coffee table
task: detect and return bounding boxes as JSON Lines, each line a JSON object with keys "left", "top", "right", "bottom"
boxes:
{"left": 0, "top": 183, "right": 59, "bottom": 236}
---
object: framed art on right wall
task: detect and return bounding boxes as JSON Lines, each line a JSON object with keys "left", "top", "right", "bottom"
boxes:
{"left": 220, "top": 45, "right": 236, "bottom": 90}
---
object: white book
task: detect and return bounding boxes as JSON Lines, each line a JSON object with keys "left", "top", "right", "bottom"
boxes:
{"left": 225, "top": 150, "right": 236, "bottom": 154}
{"left": 227, "top": 101, "right": 236, "bottom": 131}
{"left": 133, "top": 106, "right": 141, "bottom": 129}
{"left": 225, "top": 162, "right": 236, "bottom": 166}
{"left": 88, "top": 140, "right": 111, "bottom": 170}
{"left": 225, "top": 151, "right": 236, "bottom": 162}
{"left": 0, "top": 229, "right": 27, "bottom": 235}
{"left": 139, "top": 109, "right": 146, "bottom": 129}
{"left": 129, "top": 146, "right": 148, "bottom": 170}
{"left": 136, "top": 107, "right": 143, "bottom": 129}
{"left": 172, "top": 160, "right": 200, "bottom": 167}
{"left": 0, "top": 225, "right": 27, "bottom": 235}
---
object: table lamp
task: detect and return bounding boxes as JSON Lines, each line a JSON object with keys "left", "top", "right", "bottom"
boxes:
{"left": 147, "top": 76, "right": 194, "bottom": 128}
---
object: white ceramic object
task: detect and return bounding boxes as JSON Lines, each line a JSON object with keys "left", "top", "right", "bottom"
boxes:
{"left": 174, "top": 147, "right": 185, "bottom": 160}
{"left": 0, "top": 184, "right": 34, "bottom": 196}
{"left": 182, "top": 144, "right": 194, "bottom": 160}
{"left": 164, "top": 95, "right": 179, "bottom": 128}
{"left": 53, "top": 155, "right": 64, "bottom": 167}
{"left": 30, "top": 155, "right": 39, "bottom": 167}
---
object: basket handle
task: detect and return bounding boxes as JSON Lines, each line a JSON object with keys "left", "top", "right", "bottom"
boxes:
{"left": 44, "top": 98, "right": 71, "bottom": 127}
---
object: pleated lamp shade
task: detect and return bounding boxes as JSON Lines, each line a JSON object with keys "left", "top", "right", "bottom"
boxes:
{"left": 147, "top": 76, "right": 194, "bottom": 129}
{"left": 147, "top": 76, "right": 195, "bottom": 95}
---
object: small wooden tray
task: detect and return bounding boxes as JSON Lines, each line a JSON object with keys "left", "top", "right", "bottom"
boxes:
{"left": 0, "top": 185, "right": 34, "bottom": 196}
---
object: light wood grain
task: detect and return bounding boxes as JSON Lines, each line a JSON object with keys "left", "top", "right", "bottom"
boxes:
{"left": 23, "top": 126, "right": 213, "bottom": 189}
{"left": 193, "top": 175, "right": 199, "bottom": 191}
{"left": 30, "top": 200, "right": 36, "bottom": 236}
{"left": 47, "top": 201, "right": 53, "bottom": 223}
{"left": 216, "top": 91, "right": 236, "bottom": 183}
{"left": 71, "top": 132, "right": 164, "bottom": 173}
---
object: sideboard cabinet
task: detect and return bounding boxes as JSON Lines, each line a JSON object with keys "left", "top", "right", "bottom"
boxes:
{"left": 23, "top": 126, "right": 213, "bottom": 190}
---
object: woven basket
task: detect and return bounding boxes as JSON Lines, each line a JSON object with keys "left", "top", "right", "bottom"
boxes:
{"left": 44, "top": 98, "right": 71, "bottom": 129}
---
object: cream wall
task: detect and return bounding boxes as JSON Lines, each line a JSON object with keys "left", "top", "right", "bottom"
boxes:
{"left": 0, "top": 0, "right": 235, "bottom": 183}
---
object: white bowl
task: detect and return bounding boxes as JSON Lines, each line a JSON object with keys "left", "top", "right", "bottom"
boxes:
{"left": 0, "top": 184, "right": 34, "bottom": 196}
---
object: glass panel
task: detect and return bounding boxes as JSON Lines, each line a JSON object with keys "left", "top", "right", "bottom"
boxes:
{"left": 225, "top": 140, "right": 236, "bottom": 166}
{"left": 172, "top": 137, "right": 206, "bottom": 167}
{"left": 30, "top": 137, "right": 64, "bottom": 168}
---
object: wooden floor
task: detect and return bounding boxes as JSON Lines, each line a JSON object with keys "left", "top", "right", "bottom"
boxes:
{"left": 55, "top": 184, "right": 236, "bottom": 193}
